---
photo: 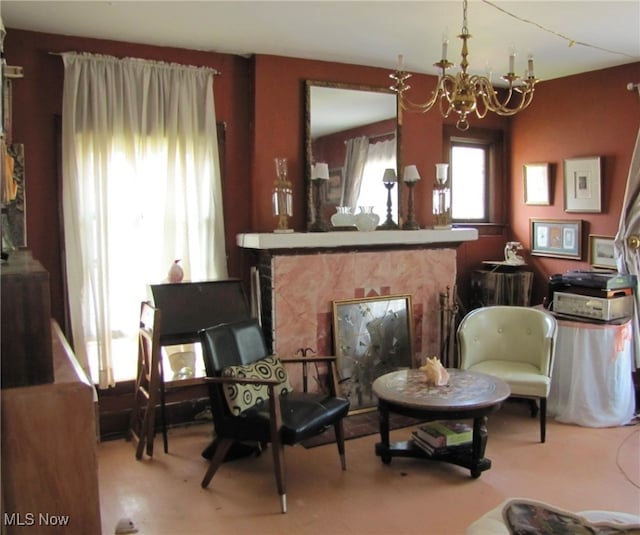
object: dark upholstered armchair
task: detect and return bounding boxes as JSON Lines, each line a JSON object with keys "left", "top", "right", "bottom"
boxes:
{"left": 198, "top": 319, "right": 350, "bottom": 513}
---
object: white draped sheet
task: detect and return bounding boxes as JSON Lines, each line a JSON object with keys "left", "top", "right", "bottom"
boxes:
{"left": 548, "top": 317, "right": 635, "bottom": 427}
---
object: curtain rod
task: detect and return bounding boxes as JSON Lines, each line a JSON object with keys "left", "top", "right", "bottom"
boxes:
{"left": 48, "top": 51, "right": 221, "bottom": 75}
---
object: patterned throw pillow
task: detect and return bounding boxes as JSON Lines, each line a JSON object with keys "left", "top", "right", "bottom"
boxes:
{"left": 221, "top": 356, "right": 292, "bottom": 415}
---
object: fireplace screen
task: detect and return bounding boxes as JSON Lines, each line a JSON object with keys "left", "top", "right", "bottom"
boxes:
{"left": 332, "top": 294, "right": 413, "bottom": 413}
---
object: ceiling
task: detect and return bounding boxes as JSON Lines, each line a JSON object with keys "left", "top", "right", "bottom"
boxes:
{"left": 2, "top": 1, "right": 639, "bottom": 85}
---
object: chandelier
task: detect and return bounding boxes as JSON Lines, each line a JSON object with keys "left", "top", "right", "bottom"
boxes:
{"left": 390, "top": 0, "right": 538, "bottom": 131}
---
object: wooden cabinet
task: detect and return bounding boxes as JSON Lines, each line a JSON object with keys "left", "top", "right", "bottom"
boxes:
{"left": 1, "top": 250, "right": 53, "bottom": 388}
{"left": 1, "top": 321, "right": 101, "bottom": 534}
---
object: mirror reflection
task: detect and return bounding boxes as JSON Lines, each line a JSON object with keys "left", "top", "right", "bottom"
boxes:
{"left": 305, "top": 81, "right": 398, "bottom": 229}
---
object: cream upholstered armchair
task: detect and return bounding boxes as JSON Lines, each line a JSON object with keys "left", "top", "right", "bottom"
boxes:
{"left": 457, "top": 306, "right": 557, "bottom": 442}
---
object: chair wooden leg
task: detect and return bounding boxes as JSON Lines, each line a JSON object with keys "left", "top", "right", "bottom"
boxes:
{"left": 528, "top": 398, "right": 538, "bottom": 418}
{"left": 334, "top": 420, "right": 347, "bottom": 470}
{"left": 201, "top": 437, "right": 233, "bottom": 488}
{"left": 144, "top": 391, "right": 158, "bottom": 458}
{"left": 540, "top": 398, "right": 547, "bottom": 443}
{"left": 159, "top": 363, "right": 169, "bottom": 454}
{"left": 270, "top": 438, "right": 287, "bottom": 513}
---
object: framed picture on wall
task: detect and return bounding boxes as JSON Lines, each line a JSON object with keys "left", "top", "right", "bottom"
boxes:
{"left": 563, "top": 156, "right": 602, "bottom": 212}
{"left": 530, "top": 218, "right": 582, "bottom": 259}
{"left": 523, "top": 163, "right": 551, "bottom": 205}
{"left": 588, "top": 235, "right": 617, "bottom": 269}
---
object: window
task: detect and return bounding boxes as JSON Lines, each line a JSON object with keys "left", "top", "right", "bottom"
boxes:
{"left": 61, "top": 54, "right": 226, "bottom": 388}
{"left": 445, "top": 126, "right": 505, "bottom": 225}
{"left": 356, "top": 138, "right": 397, "bottom": 220}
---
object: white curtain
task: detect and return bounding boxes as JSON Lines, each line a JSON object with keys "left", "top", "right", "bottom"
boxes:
{"left": 357, "top": 138, "right": 397, "bottom": 219}
{"left": 61, "top": 53, "right": 227, "bottom": 388}
{"left": 614, "top": 126, "right": 640, "bottom": 367}
{"left": 341, "top": 136, "right": 369, "bottom": 207}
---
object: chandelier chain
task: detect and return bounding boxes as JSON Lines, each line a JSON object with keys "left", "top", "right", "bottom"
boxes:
{"left": 461, "top": 0, "right": 469, "bottom": 36}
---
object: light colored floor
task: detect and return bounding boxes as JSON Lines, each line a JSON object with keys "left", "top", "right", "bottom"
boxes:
{"left": 98, "top": 401, "right": 640, "bottom": 535}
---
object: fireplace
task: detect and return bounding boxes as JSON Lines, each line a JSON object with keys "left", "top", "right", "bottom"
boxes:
{"left": 238, "top": 229, "right": 477, "bottom": 389}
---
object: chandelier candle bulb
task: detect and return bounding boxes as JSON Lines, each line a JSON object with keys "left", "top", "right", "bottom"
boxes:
{"left": 441, "top": 38, "right": 449, "bottom": 61}
{"left": 528, "top": 55, "right": 535, "bottom": 78}
{"left": 509, "top": 47, "right": 516, "bottom": 74}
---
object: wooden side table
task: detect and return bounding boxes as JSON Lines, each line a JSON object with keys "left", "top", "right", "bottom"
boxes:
{"left": 372, "top": 369, "right": 510, "bottom": 478}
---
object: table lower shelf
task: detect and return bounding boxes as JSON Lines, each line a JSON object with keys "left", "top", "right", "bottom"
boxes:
{"left": 375, "top": 439, "right": 491, "bottom": 478}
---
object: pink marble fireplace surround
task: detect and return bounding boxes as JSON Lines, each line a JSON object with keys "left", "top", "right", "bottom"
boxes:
{"left": 238, "top": 229, "right": 478, "bottom": 389}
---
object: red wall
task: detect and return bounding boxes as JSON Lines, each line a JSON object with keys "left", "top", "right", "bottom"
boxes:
{"left": 510, "top": 63, "right": 640, "bottom": 303}
{"left": 6, "top": 27, "right": 639, "bottom": 329}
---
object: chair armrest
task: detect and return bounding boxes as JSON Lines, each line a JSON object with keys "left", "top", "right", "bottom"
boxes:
{"left": 203, "top": 376, "right": 281, "bottom": 387}
{"left": 280, "top": 356, "right": 337, "bottom": 364}
{"left": 280, "top": 356, "right": 342, "bottom": 397}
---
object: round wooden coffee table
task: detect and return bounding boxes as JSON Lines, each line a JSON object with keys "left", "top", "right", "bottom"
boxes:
{"left": 372, "top": 368, "right": 510, "bottom": 478}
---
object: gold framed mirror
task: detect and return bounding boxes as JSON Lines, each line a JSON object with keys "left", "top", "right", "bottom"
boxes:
{"left": 304, "top": 80, "right": 400, "bottom": 230}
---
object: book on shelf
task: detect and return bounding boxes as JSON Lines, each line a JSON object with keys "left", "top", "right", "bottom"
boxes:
{"left": 411, "top": 431, "right": 471, "bottom": 456}
{"left": 414, "top": 420, "right": 472, "bottom": 448}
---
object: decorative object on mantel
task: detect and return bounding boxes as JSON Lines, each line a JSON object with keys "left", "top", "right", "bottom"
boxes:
{"left": 433, "top": 163, "right": 451, "bottom": 229}
{"left": 272, "top": 157, "right": 293, "bottom": 233}
{"left": 330, "top": 206, "right": 356, "bottom": 229}
{"left": 389, "top": 0, "right": 538, "bottom": 131}
{"left": 167, "top": 259, "right": 184, "bottom": 282}
{"left": 309, "top": 162, "right": 330, "bottom": 232}
{"left": 504, "top": 241, "right": 525, "bottom": 266}
{"left": 402, "top": 165, "right": 421, "bottom": 230}
{"left": 355, "top": 206, "right": 380, "bottom": 232}
{"left": 379, "top": 168, "right": 399, "bottom": 230}
{"left": 419, "top": 356, "right": 450, "bottom": 386}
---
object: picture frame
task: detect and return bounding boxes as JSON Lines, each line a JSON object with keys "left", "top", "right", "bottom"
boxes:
{"left": 523, "top": 163, "right": 550, "bottom": 205}
{"left": 332, "top": 294, "right": 413, "bottom": 413}
{"left": 563, "top": 156, "right": 602, "bottom": 213}
{"left": 530, "top": 218, "right": 582, "bottom": 259}
{"left": 588, "top": 234, "right": 617, "bottom": 269}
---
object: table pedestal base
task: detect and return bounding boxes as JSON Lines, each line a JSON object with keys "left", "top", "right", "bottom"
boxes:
{"left": 375, "top": 409, "right": 491, "bottom": 478}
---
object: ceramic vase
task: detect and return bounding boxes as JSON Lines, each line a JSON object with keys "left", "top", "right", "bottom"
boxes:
{"left": 168, "top": 259, "right": 184, "bottom": 283}
{"left": 355, "top": 206, "right": 380, "bottom": 232}
{"left": 330, "top": 206, "right": 356, "bottom": 228}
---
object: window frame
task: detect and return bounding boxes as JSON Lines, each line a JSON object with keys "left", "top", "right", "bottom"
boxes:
{"left": 444, "top": 125, "right": 506, "bottom": 227}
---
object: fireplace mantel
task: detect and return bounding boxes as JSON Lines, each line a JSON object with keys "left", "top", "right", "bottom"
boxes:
{"left": 237, "top": 228, "right": 478, "bottom": 250}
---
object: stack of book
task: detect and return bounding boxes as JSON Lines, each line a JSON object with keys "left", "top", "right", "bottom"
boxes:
{"left": 412, "top": 420, "right": 473, "bottom": 455}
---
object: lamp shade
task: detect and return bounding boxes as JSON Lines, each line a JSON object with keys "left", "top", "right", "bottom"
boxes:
{"left": 435, "top": 163, "right": 449, "bottom": 182}
{"left": 382, "top": 168, "right": 397, "bottom": 183}
{"left": 311, "top": 162, "right": 330, "bottom": 180}
{"left": 403, "top": 165, "right": 421, "bottom": 183}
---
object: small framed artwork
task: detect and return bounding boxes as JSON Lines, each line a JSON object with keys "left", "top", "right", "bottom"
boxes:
{"left": 530, "top": 218, "right": 582, "bottom": 259}
{"left": 332, "top": 294, "right": 413, "bottom": 413}
{"left": 588, "top": 235, "right": 617, "bottom": 269}
{"left": 564, "top": 156, "right": 602, "bottom": 212}
{"left": 523, "top": 163, "right": 550, "bottom": 205}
